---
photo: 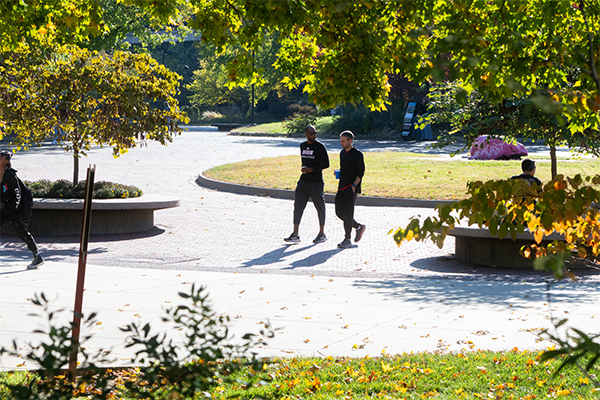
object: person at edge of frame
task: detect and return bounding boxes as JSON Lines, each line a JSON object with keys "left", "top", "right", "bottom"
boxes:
{"left": 0, "top": 150, "right": 44, "bottom": 269}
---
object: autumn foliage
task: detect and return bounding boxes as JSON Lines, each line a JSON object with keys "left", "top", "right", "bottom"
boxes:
{"left": 392, "top": 175, "right": 600, "bottom": 279}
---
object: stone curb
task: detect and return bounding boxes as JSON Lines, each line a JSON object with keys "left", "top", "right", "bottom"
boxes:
{"left": 196, "top": 173, "right": 452, "bottom": 209}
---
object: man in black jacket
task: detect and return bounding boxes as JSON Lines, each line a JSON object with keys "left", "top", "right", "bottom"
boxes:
{"left": 284, "top": 125, "right": 330, "bottom": 244}
{"left": 511, "top": 159, "right": 542, "bottom": 186}
{"left": 0, "top": 150, "right": 44, "bottom": 269}
{"left": 335, "top": 130, "right": 366, "bottom": 249}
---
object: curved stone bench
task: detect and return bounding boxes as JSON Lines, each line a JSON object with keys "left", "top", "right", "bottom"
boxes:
{"left": 2, "top": 195, "right": 180, "bottom": 236}
{"left": 448, "top": 226, "right": 565, "bottom": 268}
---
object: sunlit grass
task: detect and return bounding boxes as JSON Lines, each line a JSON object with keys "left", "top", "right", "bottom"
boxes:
{"left": 214, "top": 351, "right": 597, "bottom": 399}
{"left": 230, "top": 116, "right": 338, "bottom": 136}
{"left": 204, "top": 152, "right": 600, "bottom": 200}
{"left": 2, "top": 350, "right": 596, "bottom": 398}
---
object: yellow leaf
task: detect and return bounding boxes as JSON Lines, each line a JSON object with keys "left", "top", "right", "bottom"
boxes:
{"left": 533, "top": 227, "right": 544, "bottom": 244}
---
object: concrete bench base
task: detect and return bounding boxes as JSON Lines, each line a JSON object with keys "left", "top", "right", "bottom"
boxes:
{"left": 449, "top": 226, "right": 565, "bottom": 269}
{"left": 1, "top": 195, "right": 179, "bottom": 236}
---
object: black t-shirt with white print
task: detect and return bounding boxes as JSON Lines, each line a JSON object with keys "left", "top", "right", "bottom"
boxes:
{"left": 299, "top": 140, "right": 330, "bottom": 183}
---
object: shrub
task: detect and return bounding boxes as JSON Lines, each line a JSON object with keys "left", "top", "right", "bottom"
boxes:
{"left": 25, "top": 180, "right": 143, "bottom": 199}
{"left": 201, "top": 110, "right": 224, "bottom": 121}
{"left": 0, "top": 286, "right": 273, "bottom": 399}
{"left": 287, "top": 104, "right": 317, "bottom": 116}
{"left": 284, "top": 113, "right": 318, "bottom": 136}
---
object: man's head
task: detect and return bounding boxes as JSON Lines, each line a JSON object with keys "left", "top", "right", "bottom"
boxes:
{"left": 305, "top": 125, "right": 317, "bottom": 143}
{"left": 521, "top": 159, "right": 536, "bottom": 175}
{"left": 0, "top": 150, "right": 11, "bottom": 169}
{"left": 339, "top": 130, "right": 354, "bottom": 151}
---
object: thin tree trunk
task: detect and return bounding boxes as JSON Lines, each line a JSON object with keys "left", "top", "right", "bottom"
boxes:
{"left": 73, "top": 150, "right": 79, "bottom": 186}
{"left": 550, "top": 144, "right": 557, "bottom": 180}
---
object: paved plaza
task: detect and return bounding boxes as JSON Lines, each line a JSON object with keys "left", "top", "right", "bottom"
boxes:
{"left": 1, "top": 127, "right": 599, "bottom": 370}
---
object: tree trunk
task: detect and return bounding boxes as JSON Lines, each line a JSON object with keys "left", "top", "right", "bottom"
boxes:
{"left": 73, "top": 151, "right": 79, "bottom": 186}
{"left": 550, "top": 144, "right": 557, "bottom": 180}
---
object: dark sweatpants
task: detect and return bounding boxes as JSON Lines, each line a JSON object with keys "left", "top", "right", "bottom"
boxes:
{"left": 293, "top": 180, "right": 326, "bottom": 226}
{"left": 335, "top": 188, "right": 360, "bottom": 240}
{"left": 1, "top": 212, "right": 39, "bottom": 255}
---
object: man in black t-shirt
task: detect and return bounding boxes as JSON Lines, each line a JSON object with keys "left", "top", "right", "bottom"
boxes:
{"left": 511, "top": 159, "right": 542, "bottom": 186}
{"left": 335, "top": 130, "right": 366, "bottom": 249}
{"left": 284, "top": 125, "right": 330, "bottom": 244}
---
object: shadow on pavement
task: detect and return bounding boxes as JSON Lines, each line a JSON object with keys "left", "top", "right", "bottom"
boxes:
{"left": 285, "top": 248, "right": 342, "bottom": 269}
{"left": 407, "top": 256, "right": 600, "bottom": 282}
{"left": 241, "top": 244, "right": 311, "bottom": 268}
{"left": 350, "top": 276, "right": 600, "bottom": 307}
{"left": 1, "top": 226, "right": 166, "bottom": 245}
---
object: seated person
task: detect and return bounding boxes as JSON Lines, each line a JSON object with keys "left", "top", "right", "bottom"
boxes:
{"left": 511, "top": 159, "right": 542, "bottom": 186}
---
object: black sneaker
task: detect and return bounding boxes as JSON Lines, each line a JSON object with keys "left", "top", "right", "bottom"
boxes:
{"left": 284, "top": 233, "right": 301, "bottom": 243}
{"left": 337, "top": 239, "right": 352, "bottom": 249}
{"left": 27, "top": 254, "right": 44, "bottom": 270}
{"left": 313, "top": 233, "right": 327, "bottom": 244}
{"left": 354, "top": 224, "right": 366, "bottom": 243}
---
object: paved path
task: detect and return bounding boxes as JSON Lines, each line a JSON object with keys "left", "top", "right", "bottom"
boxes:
{"left": 1, "top": 127, "right": 585, "bottom": 280}
{"left": 1, "top": 128, "right": 599, "bottom": 370}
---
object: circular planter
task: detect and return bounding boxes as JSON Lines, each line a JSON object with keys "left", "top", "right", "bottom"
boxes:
{"left": 2, "top": 195, "right": 179, "bottom": 236}
{"left": 448, "top": 226, "right": 565, "bottom": 268}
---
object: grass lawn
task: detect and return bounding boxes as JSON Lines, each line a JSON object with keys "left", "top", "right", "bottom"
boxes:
{"left": 230, "top": 116, "right": 338, "bottom": 136}
{"left": 1, "top": 351, "right": 597, "bottom": 398}
{"left": 204, "top": 152, "right": 600, "bottom": 200}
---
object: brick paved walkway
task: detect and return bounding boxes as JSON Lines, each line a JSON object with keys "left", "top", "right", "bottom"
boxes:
{"left": 1, "top": 127, "right": 597, "bottom": 283}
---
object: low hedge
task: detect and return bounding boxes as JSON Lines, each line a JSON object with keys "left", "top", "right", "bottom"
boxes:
{"left": 25, "top": 179, "right": 143, "bottom": 199}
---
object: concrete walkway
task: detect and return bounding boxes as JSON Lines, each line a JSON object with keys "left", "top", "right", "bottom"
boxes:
{"left": 1, "top": 127, "right": 599, "bottom": 370}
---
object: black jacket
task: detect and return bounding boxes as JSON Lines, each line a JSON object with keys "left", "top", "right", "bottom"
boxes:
{"left": 338, "top": 147, "right": 365, "bottom": 193}
{"left": 510, "top": 173, "right": 542, "bottom": 186}
{"left": 1, "top": 168, "right": 23, "bottom": 220}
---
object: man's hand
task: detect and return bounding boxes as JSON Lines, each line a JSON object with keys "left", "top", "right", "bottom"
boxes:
{"left": 301, "top": 166, "right": 313, "bottom": 173}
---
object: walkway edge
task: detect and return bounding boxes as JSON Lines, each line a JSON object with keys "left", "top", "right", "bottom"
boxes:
{"left": 196, "top": 173, "right": 452, "bottom": 209}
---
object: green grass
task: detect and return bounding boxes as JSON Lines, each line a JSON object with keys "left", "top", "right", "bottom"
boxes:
{"left": 204, "top": 152, "right": 600, "bottom": 200}
{"left": 232, "top": 121, "right": 287, "bottom": 134}
{"left": 2, "top": 351, "right": 597, "bottom": 398}
{"left": 231, "top": 116, "right": 338, "bottom": 136}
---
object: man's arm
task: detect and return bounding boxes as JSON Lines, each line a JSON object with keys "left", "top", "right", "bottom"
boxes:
{"left": 351, "top": 152, "right": 365, "bottom": 192}
{"left": 313, "top": 144, "right": 330, "bottom": 172}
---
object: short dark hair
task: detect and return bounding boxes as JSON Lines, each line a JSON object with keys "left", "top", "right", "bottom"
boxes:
{"left": 0, "top": 150, "right": 12, "bottom": 168}
{"left": 305, "top": 125, "right": 317, "bottom": 133}
{"left": 340, "top": 130, "right": 354, "bottom": 140}
{"left": 522, "top": 159, "right": 536, "bottom": 172}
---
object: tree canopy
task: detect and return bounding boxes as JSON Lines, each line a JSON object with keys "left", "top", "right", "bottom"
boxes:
{"left": 186, "top": 33, "right": 282, "bottom": 115}
{"left": 3, "top": 1, "right": 599, "bottom": 132}
{"left": 0, "top": 45, "right": 188, "bottom": 184}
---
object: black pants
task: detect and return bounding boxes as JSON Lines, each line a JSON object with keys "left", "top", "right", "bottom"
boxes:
{"left": 335, "top": 188, "right": 360, "bottom": 240}
{"left": 1, "top": 211, "right": 38, "bottom": 255}
{"left": 293, "top": 180, "right": 326, "bottom": 226}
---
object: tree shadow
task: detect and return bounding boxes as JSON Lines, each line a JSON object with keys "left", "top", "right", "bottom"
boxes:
{"left": 350, "top": 276, "right": 599, "bottom": 308}
{"left": 1, "top": 226, "right": 165, "bottom": 244}
{"left": 408, "top": 255, "right": 600, "bottom": 282}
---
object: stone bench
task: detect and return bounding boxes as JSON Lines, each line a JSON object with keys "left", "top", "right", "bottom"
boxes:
{"left": 448, "top": 225, "right": 565, "bottom": 268}
{"left": 2, "top": 195, "right": 179, "bottom": 236}
{"left": 211, "top": 123, "right": 249, "bottom": 131}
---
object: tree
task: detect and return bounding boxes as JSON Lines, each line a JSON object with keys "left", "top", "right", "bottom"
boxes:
{"left": 0, "top": 44, "right": 188, "bottom": 184}
{"left": 84, "top": 0, "right": 195, "bottom": 52}
{"left": 424, "top": 81, "right": 600, "bottom": 179}
{"left": 186, "top": 33, "right": 282, "bottom": 115}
